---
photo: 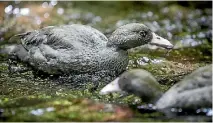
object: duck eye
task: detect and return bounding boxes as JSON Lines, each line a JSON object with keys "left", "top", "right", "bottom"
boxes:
{"left": 139, "top": 31, "right": 147, "bottom": 37}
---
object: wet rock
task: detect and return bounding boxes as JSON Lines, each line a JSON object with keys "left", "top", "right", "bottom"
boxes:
{"left": 156, "top": 64, "right": 212, "bottom": 110}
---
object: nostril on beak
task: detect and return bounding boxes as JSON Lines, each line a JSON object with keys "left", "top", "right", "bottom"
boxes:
{"left": 166, "top": 45, "right": 174, "bottom": 49}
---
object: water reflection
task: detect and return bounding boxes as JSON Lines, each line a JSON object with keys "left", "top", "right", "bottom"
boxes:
{"left": 44, "top": 12, "right": 49, "bottom": 18}
{"left": 57, "top": 8, "right": 64, "bottom": 15}
{"left": 35, "top": 16, "right": 41, "bottom": 25}
{"left": 12, "top": 8, "right": 19, "bottom": 15}
{"left": 137, "top": 56, "right": 163, "bottom": 66}
{"left": 30, "top": 107, "right": 55, "bottom": 116}
{"left": 4, "top": 5, "right": 13, "bottom": 14}
{"left": 50, "top": 0, "right": 57, "bottom": 6}
{"left": 30, "top": 108, "right": 44, "bottom": 116}
{"left": 20, "top": 8, "right": 30, "bottom": 16}
{"left": 42, "top": 2, "right": 49, "bottom": 8}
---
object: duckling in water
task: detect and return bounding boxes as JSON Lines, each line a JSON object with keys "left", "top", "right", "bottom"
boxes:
{"left": 100, "top": 64, "right": 212, "bottom": 110}
{"left": 2, "top": 23, "right": 173, "bottom": 85}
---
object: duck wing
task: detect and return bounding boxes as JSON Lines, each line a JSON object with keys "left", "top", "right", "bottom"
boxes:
{"left": 7, "top": 25, "right": 110, "bottom": 74}
{"left": 16, "top": 24, "right": 108, "bottom": 51}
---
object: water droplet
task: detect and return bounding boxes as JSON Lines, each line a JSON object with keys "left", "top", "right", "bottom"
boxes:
{"left": 196, "top": 109, "right": 201, "bottom": 113}
{"left": 15, "top": 0, "right": 21, "bottom": 4}
{"left": 12, "top": 111, "right": 15, "bottom": 115}
{"left": 116, "top": 20, "right": 130, "bottom": 27}
{"left": 141, "top": 13, "right": 147, "bottom": 19}
{"left": 20, "top": 8, "right": 30, "bottom": 16}
{"left": 206, "top": 109, "right": 212, "bottom": 116}
{"left": 50, "top": 0, "right": 57, "bottom": 6}
{"left": 151, "top": 59, "right": 163, "bottom": 64}
{"left": 148, "top": 104, "right": 153, "bottom": 107}
{"left": 46, "top": 107, "right": 55, "bottom": 112}
{"left": 137, "top": 105, "right": 145, "bottom": 109}
{"left": 152, "top": 106, "right": 157, "bottom": 110}
{"left": 42, "top": 2, "right": 49, "bottom": 8}
{"left": 30, "top": 109, "right": 44, "bottom": 116}
{"left": 93, "top": 16, "right": 102, "bottom": 23}
{"left": 0, "top": 109, "right": 4, "bottom": 113}
{"left": 142, "top": 57, "right": 150, "bottom": 63}
{"left": 161, "top": 7, "right": 169, "bottom": 14}
{"left": 167, "top": 32, "right": 173, "bottom": 39}
{"left": 197, "top": 32, "right": 205, "bottom": 38}
{"left": 5, "top": 5, "right": 13, "bottom": 14}
{"left": 13, "top": 8, "right": 20, "bottom": 15}
{"left": 0, "top": 38, "right": 4, "bottom": 42}
{"left": 70, "top": 13, "right": 81, "bottom": 20}
{"left": 202, "top": 108, "right": 208, "bottom": 113}
{"left": 57, "top": 8, "right": 64, "bottom": 15}
{"left": 177, "top": 11, "right": 183, "bottom": 18}
{"left": 137, "top": 57, "right": 150, "bottom": 66}
{"left": 171, "top": 108, "right": 177, "bottom": 112}
{"left": 147, "top": 11, "right": 153, "bottom": 17}
{"left": 36, "top": 19, "right": 41, "bottom": 25}
{"left": 44, "top": 13, "right": 50, "bottom": 18}
{"left": 178, "top": 108, "right": 182, "bottom": 112}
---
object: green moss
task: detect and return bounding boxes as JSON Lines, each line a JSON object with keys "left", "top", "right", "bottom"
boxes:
{"left": 1, "top": 96, "right": 133, "bottom": 122}
{"left": 127, "top": 43, "right": 211, "bottom": 86}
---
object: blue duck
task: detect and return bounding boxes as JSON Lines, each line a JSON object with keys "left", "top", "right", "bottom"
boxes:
{"left": 3, "top": 23, "right": 173, "bottom": 85}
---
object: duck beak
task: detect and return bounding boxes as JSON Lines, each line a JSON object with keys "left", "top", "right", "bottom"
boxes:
{"left": 149, "top": 32, "right": 173, "bottom": 49}
{"left": 99, "top": 77, "right": 122, "bottom": 95}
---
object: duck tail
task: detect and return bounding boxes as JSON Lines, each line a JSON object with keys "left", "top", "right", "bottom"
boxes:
{"left": 0, "top": 44, "right": 18, "bottom": 55}
{"left": 0, "top": 32, "right": 28, "bottom": 55}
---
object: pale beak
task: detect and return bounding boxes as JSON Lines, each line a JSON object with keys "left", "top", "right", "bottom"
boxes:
{"left": 149, "top": 32, "right": 173, "bottom": 49}
{"left": 99, "top": 77, "right": 122, "bottom": 95}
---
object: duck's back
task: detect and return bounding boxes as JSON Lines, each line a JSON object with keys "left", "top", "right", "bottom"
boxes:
{"left": 13, "top": 24, "right": 128, "bottom": 75}
{"left": 21, "top": 24, "right": 108, "bottom": 50}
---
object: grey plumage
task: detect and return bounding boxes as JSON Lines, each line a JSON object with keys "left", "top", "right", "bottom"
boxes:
{"left": 6, "top": 24, "right": 129, "bottom": 75}
{"left": 2, "top": 23, "right": 173, "bottom": 85}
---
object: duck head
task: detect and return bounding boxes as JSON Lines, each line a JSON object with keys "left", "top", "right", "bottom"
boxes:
{"left": 107, "top": 23, "right": 173, "bottom": 50}
{"left": 100, "top": 69, "right": 163, "bottom": 103}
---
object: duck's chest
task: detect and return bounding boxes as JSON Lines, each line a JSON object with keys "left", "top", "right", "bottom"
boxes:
{"left": 73, "top": 48, "right": 129, "bottom": 73}
{"left": 28, "top": 44, "right": 128, "bottom": 74}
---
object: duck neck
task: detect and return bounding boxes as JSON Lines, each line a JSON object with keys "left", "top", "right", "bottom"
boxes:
{"left": 107, "top": 35, "right": 139, "bottom": 50}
